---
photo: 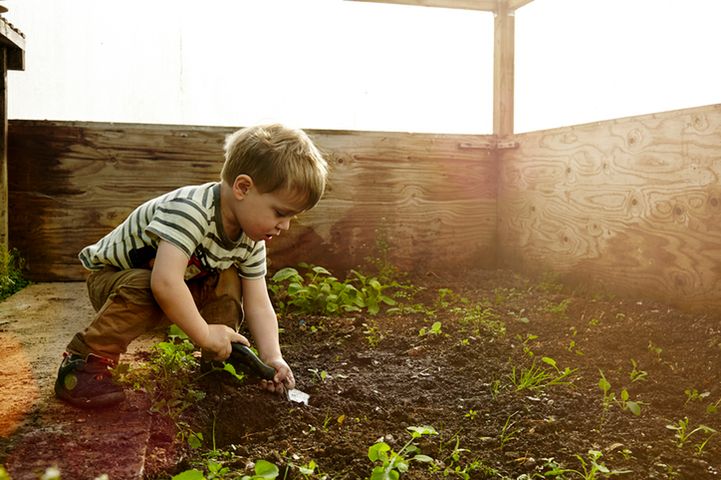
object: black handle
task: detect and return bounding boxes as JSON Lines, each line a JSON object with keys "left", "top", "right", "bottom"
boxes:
{"left": 230, "top": 344, "right": 276, "bottom": 380}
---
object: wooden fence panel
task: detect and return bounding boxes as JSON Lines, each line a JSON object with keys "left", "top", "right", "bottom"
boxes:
{"left": 8, "top": 121, "right": 498, "bottom": 281}
{"left": 498, "top": 104, "right": 721, "bottom": 312}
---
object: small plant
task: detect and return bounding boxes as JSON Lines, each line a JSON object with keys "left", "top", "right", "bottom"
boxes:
{"left": 628, "top": 359, "right": 647, "bottom": 383}
{"left": 269, "top": 264, "right": 399, "bottom": 316}
{"left": 363, "top": 320, "right": 384, "bottom": 347}
{"left": 368, "top": 425, "right": 437, "bottom": 479}
{"left": 498, "top": 412, "right": 522, "bottom": 449}
{"left": 464, "top": 409, "right": 478, "bottom": 420}
{"left": 684, "top": 388, "right": 710, "bottom": 405}
{"left": 543, "top": 298, "right": 572, "bottom": 317}
{"left": 457, "top": 304, "right": 506, "bottom": 337}
{"left": 666, "top": 417, "right": 717, "bottom": 452}
{"left": 418, "top": 321, "right": 442, "bottom": 337}
{"left": 598, "top": 370, "right": 642, "bottom": 417}
{"left": 0, "top": 247, "right": 30, "bottom": 301}
{"left": 706, "top": 397, "right": 721, "bottom": 414}
{"left": 509, "top": 357, "right": 575, "bottom": 391}
{"left": 308, "top": 368, "right": 329, "bottom": 383}
{"left": 542, "top": 449, "right": 631, "bottom": 479}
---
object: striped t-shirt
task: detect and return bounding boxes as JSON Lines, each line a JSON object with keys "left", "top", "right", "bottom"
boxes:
{"left": 79, "top": 182, "right": 267, "bottom": 279}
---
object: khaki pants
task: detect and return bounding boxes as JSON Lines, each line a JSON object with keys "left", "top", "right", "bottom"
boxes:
{"left": 66, "top": 266, "right": 243, "bottom": 362}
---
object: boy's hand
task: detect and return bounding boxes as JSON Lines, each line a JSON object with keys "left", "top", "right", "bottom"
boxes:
{"left": 260, "top": 357, "right": 295, "bottom": 394}
{"left": 202, "top": 324, "right": 248, "bottom": 361}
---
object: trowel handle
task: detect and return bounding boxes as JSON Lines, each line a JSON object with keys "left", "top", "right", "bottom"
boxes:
{"left": 230, "top": 343, "right": 276, "bottom": 380}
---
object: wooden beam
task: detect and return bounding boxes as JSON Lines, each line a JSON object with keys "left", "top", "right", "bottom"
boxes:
{"left": 348, "top": 0, "right": 498, "bottom": 12}
{"left": 493, "top": 1, "right": 514, "bottom": 136}
{"left": 0, "top": 18, "right": 24, "bottom": 71}
{"left": 0, "top": 48, "right": 7, "bottom": 250}
{"left": 507, "top": 0, "right": 534, "bottom": 11}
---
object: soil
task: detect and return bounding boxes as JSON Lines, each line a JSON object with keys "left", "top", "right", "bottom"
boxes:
{"left": 161, "top": 269, "right": 721, "bottom": 479}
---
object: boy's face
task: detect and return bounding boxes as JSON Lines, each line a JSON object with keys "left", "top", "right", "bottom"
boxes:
{"left": 230, "top": 178, "right": 305, "bottom": 242}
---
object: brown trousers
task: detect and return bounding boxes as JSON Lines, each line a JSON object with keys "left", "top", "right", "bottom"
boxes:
{"left": 66, "top": 266, "right": 243, "bottom": 362}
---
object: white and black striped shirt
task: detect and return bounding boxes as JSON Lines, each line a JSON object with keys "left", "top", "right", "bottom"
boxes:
{"left": 79, "top": 182, "right": 266, "bottom": 279}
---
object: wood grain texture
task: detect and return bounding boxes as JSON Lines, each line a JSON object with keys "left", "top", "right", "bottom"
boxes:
{"left": 8, "top": 121, "right": 497, "bottom": 281}
{"left": 498, "top": 104, "right": 721, "bottom": 312}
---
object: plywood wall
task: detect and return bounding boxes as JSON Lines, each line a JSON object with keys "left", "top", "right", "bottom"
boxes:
{"left": 498, "top": 104, "right": 721, "bottom": 312}
{"left": 8, "top": 121, "right": 498, "bottom": 281}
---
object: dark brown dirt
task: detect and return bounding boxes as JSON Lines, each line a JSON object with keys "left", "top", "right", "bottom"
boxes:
{"left": 160, "top": 269, "right": 721, "bottom": 479}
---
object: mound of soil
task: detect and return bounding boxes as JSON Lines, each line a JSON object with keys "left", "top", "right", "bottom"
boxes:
{"left": 161, "top": 269, "right": 721, "bottom": 479}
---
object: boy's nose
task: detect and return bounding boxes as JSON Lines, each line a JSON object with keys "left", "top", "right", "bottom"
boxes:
{"left": 278, "top": 218, "right": 291, "bottom": 231}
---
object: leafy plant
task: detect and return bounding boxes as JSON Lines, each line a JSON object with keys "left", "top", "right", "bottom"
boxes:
{"left": 598, "top": 370, "right": 642, "bottom": 416}
{"left": 269, "top": 264, "right": 399, "bottom": 316}
{"left": 628, "top": 359, "right": 647, "bottom": 383}
{"left": 368, "top": 425, "right": 437, "bottom": 479}
{"left": 457, "top": 304, "right": 506, "bottom": 337}
{"left": 509, "top": 357, "right": 575, "bottom": 391}
{"left": 418, "top": 321, "right": 442, "bottom": 337}
{"left": 363, "top": 320, "right": 384, "bottom": 347}
{"left": 498, "top": 412, "right": 522, "bottom": 449}
{"left": 666, "top": 417, "right": 717, "bottom": 451}
{"left": 684, "top": 388, "right": 710, "bottom": 406}
{"left": 542, "top": 449, "right": 631, "bottom": 479}
{"left": 0, "top": 247, "right": 30, "bottom": 301}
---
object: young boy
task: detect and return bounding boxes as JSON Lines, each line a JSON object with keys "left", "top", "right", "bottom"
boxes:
{"left": 54, "top": 123, "right": 328, "bottom": 408}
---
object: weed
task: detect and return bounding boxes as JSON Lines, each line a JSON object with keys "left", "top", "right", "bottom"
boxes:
{"left": 308, "top": 368, "right": 329, "bottom": 383}
{"left": 430, "top": 435, "right": 494, "bottom": 479}
{"left": 543, "top": 298, "right": 572, "bottom": 317}
{"left": 458, "top": 304, "right": 506, "bottom": 337}
{"left": 665, "top": 417, "right": 717, "bottom": 452}
{"left": 597, "top": 370, "right": 642, "bottom": 417}
{"left": 517, "top": 333, "right": 538, "bottom": 357}
{"left": 363, "top": 320, "right": 384, "bottom": 347}
{"left": 498, "top": 412, "right": 522, "bottom": 449}
{"left": 706, "top": 397, "right": 721, "bottom": 414}
{"left": 509, "top": 357, "right": 575, "bottom": 391}
{"left": 628, "top": 359, "right": 647, "bottom": 383}
{"left": 368, "top": 425, "right": 437, "bottom": 479}
{"left": 464, "top": 409, "right": 478, "bottom": 420}
{"left": 684, "top": 388, "right": 710, "bottom": 406}
{"left": 0, "top": 247, "right": 30, "bottom": 301}
{"left": 647, "top": 341, "right": 663, "bottom": 360}
{"left": 542, "top": 449, "right": 631, "bottom": 478}
{"left": 419, "top": 321, "right": 442, "bottom": 337}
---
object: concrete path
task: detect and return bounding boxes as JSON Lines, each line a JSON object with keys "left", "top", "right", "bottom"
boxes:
{"left": 0, "top": 283, "right": 168, "bottom": 480}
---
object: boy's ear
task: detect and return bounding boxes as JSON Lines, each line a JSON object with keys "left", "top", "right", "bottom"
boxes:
{"left": 232, "top": 175, "right": 254, "bottom": 199}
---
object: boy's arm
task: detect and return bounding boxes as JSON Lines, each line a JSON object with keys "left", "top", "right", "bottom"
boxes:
{"left": 242, "top": 276, "right": 295, "bottom": 389}
{"left": 151, "top": 240, "right": 247, "bottom": 359}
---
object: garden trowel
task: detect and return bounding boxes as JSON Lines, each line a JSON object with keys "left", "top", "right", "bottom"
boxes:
{"left": 230, "top": 343, "right": 310, "bottom": 405}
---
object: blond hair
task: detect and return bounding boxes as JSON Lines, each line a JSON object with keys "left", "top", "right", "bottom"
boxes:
{"left": 222, "top": 124, "right": 328, "bottom": 210}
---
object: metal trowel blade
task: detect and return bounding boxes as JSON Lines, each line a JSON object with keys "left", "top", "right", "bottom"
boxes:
{"left": 286, "top": 388, "right": 310, "bottom": 405}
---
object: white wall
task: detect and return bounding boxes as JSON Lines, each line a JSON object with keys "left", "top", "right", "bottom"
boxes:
{"left": 5, "top": 0, "right": 721, "bottom": 134}
{"left": 516, "top": 0, "right": 721, "bottom": 132}
{"left": 5, "top": 0, "right": 493, "bottom": 134}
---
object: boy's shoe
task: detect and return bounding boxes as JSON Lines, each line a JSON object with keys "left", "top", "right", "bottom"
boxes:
{"left": 54, "top": 352, "right": 126, "bottom": 408}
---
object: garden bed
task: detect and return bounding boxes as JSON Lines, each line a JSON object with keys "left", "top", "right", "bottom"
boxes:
{"left": 158, "top": 268, "right": 721, "bottom": 479}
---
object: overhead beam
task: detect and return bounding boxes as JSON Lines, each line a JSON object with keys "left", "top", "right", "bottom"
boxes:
{"left": 493, "top": 1, "right": 514, "bottom": 136}
{"left": 349, "top": 0, "right": 498, "bottom": 12}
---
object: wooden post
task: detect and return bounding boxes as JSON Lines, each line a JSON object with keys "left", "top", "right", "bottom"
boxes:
{"left": 0, "top": 47, "right": 7, "bottom": 251}
{"left": 493, "top": 0, "right": 515, "bottom": 137}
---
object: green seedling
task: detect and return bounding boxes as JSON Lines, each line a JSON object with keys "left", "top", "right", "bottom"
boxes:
{"left": 517, "top": 333, "right": 538, "bottom": 357}
{"left": 665, "top": 417, "right": 717, "bottom": 451}
{"left": 363, "top": 321, "right": 384, "bottom": 347}
{"left": 543, "top": 449, "right": 631, "bottom": 479}
{"left": 684, "top": 388, "right": 710, "bottom": 406}
{"left": 464, "top": 409, "right": 478, "bottom": 420}
{"left": 498, "top": 412, "right": 522, "bottom": 449}
{"left": 647, "top": 340, "right": 663, "bottom": 360}
{"left": 706, "top": 397, "right": 721, "bottom": 414}
{"left": 509, "top": 357, "right": 575, "bottom": 391}
{"left": 628, "top": 359, "right": 647, "bottom": 383}
{"left": 598, "top": 370, "right": 642, "bottom": 416}
{"left": 543, "top": 298, "right": 571, "bottom": 317}
{"left": 308, "top": 368, "right": 329, "bottom": 383}
{"left": 368, "top": 425, "right": 437, "bottom": 480}
{"left": 269, "top": 264, "right": 399, "bottom": 317}
{"left": 419, "top": 321, "right": 442, "bottom": 337}
{"left": 0, "top": 247, "right": 30, "bottom": 301}
{"left": 457, "top": 304, "right": 506, "bottom": 337}
{"left": 490, "top": 379, "right": 502, "bottom": 400}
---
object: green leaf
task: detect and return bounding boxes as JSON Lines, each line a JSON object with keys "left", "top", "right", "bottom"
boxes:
{"left": 368, "top": 442, "right": 391, "bottom": 461}
{"left": 412, "top": 454, "right": 434, "bottom": 463}
{"left": 312, "top": 266, "right": 332, "bottom": 275}
{"left": 626, "top": 401, "right": 641, "bottom": 416}
{"left": 272, "top": 267, "right": 299, "bottom": 282}
{"left": 253, "top": 459, "right": 280, "bottom": 478}
{"left": 407, "top": 425, "right": 438, "bottom": 437}
{"left": 172, "top": 470, "right": 205, "bottom": 480}
{"left": 541, "top": 356, "right": 557, "bottom": 368}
